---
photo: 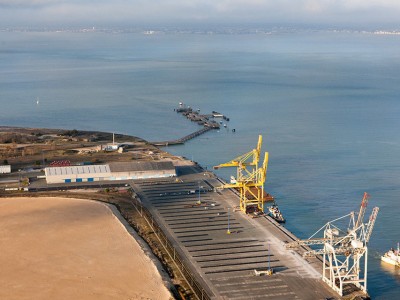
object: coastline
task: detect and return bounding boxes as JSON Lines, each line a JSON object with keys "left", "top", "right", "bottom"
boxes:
{"left": 0, "top": 126, "right": 371, "bottom": 299}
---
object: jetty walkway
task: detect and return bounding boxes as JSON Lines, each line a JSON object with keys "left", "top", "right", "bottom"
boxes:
{"left": 151, "top": 127, "right": 213, "bottom": 146}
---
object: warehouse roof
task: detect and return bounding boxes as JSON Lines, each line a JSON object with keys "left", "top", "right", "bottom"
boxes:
{"left": 45, "top": 165, "right": 111, "bottom": 176}
{"left": 109, "top": 161, "right": 175, "bottom": 173}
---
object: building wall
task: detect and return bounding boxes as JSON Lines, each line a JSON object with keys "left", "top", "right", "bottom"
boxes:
{"left": 111, "top": 169, "right": 176, "bottom": 180}
{"left": 0, "top": 165, "right": 11, "bottom": 174}
{"left": 46, "top": 173, "right": 113, "bottom": 184}
{"left": 45, "top": 165, "right": 111, "bottom": 184}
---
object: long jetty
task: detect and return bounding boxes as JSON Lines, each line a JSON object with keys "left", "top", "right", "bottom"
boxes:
{"left": 152, "top": 127, "right": 212, "bottom": 146}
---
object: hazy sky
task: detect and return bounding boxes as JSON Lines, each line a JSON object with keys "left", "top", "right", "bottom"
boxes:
{"left": 1, "top": 0, "right": 399, "bottom": 27}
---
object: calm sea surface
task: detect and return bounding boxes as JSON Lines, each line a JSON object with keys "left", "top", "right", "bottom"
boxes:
{"left": 1, "top": 30, "right": 400, "bottom": 298}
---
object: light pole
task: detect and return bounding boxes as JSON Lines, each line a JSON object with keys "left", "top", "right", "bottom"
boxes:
{"left": 227, "top": 207, "right": 231, "bottom": 234}
{"left": 267, "top": 243, "right": 273, "bottom": 275}
{"left": 18, "top": 169, "right": 21, "bottom": 190}
{"left": 197, "top": 181, "right": 201, "bottom": 204}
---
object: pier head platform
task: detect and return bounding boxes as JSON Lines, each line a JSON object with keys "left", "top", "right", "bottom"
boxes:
{"left": 130, "top": 165, "right": 339, "bottom": 300}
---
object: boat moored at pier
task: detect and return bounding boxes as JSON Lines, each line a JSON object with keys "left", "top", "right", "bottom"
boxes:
{"left": 381, "top": 244, "right": 400, "bottom": 267}
{"left": 268, "top": 203, "right": 286, "bottom": 223}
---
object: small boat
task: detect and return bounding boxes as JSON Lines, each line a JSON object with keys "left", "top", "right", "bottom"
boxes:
{"left": 223, "top": 124, "right": 227, "bottom": 128}
{"left": 381, "top": 244, "right": 400, "bottom": 267}
{"left": 268, "top": 204, "right": 285, "bottom": 223}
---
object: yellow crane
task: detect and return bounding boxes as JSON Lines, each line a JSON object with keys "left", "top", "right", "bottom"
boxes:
{"left": 213, "top": 135, "right": 272, "bottom": 213}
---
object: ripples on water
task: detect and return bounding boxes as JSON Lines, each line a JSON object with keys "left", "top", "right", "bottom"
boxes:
{"left": 1, "top": 30, "right": 400, "bottom": 298}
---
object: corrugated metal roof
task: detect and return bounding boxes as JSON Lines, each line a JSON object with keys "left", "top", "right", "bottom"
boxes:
{"left": 0, "top": 165, "right": 11, "bottom": 173}
{"left": 45, "top": 165, "right": 111, "bottom": 176}
{"left": 109, "top": 161, "right": 175, "bottom": 172}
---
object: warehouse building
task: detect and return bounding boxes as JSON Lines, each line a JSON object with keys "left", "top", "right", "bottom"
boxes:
{"left": 109, "top": 161, "right": 176, "bottom": 180}
{"left": 45, "top": 165, "right": 111, "bottom": 184}
{"left": 45, "top": 161, "right": 176, "bottom": 184}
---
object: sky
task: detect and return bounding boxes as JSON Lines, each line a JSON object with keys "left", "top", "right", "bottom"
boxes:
{"left": 0, "top": 0, "right": 399, "bottom": 28}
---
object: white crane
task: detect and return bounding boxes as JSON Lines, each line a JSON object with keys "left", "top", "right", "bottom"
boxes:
{"left": 286, "top": 193, "right": 379, "bottom": 296}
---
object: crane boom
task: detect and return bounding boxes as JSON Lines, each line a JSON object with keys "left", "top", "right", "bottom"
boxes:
{"left": 365, "top": 207, "right": 379, "bottom": 243}
{"left": 286, "top": 236, "right": 352, "bottom": 248}
{"left": 213, "top": 135, "right": 262, "bottom": 169}
{"left": 355, "top": 192, "right": 370, "bottom": 229}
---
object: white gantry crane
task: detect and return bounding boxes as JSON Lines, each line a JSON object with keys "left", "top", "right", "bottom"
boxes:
{"left": 286, "top": 193, "right": 379, "bottom": 296}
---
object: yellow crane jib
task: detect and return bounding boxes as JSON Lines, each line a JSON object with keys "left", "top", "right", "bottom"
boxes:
{"left": 213, "top": 135, "right": 262, "bottom": 169}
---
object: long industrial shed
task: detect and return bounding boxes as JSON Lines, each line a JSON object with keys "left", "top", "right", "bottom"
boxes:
{"left": 44, "top": 161, "right": 176, "bottom": 184}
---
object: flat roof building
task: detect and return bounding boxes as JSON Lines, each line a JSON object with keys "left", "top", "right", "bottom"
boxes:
{"left": 109, "top": 161, "right": 176, "bottom": 180}
{"left": 45, "top": 161, "right": 176, "bottom": 184}
{"left": 45, "top": 165, "right": 111, "bottom": 184}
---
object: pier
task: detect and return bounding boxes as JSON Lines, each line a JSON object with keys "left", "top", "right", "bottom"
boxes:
{"left": 152, "top": 127, "right": 213, "bottom": 146}
{"left": 152, "top": 103, "right": 231, "bottom": 147}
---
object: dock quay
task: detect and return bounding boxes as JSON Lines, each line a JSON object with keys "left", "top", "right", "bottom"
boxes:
{"left": 130, "top": 167, "right": 339, "bottom": 300}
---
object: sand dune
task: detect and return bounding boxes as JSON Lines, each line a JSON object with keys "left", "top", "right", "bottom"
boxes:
{"left": 0, "top": 197, "right": 172, "bottom": 300}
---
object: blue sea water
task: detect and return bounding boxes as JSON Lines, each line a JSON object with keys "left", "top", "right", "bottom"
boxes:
{"left": 1, "top": 29, "right": 400, "bottom": 298}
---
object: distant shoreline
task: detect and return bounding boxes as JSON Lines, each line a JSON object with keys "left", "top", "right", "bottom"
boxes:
{"left": 2, "top": 27, "right": 400, "bottom": 35}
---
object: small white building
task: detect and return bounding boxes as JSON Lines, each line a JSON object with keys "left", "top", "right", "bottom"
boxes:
{"left": 0, "top": 165, "right": 11, "bottom": 174}
{"left": 102, "top": 143, "right": 120, "bottom": 152}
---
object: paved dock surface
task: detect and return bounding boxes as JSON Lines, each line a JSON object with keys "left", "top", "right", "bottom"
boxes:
{"left": 132, "top": 169, "right": 339, "bottom": 300}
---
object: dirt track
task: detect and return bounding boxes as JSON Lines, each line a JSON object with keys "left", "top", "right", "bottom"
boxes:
{"left": 0, "top": 197, "right": 172, "bottom": 300}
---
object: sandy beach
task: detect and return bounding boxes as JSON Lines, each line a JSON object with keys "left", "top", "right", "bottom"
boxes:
{"left": 0, "top": 197, "right": 172, "bottom": 300}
